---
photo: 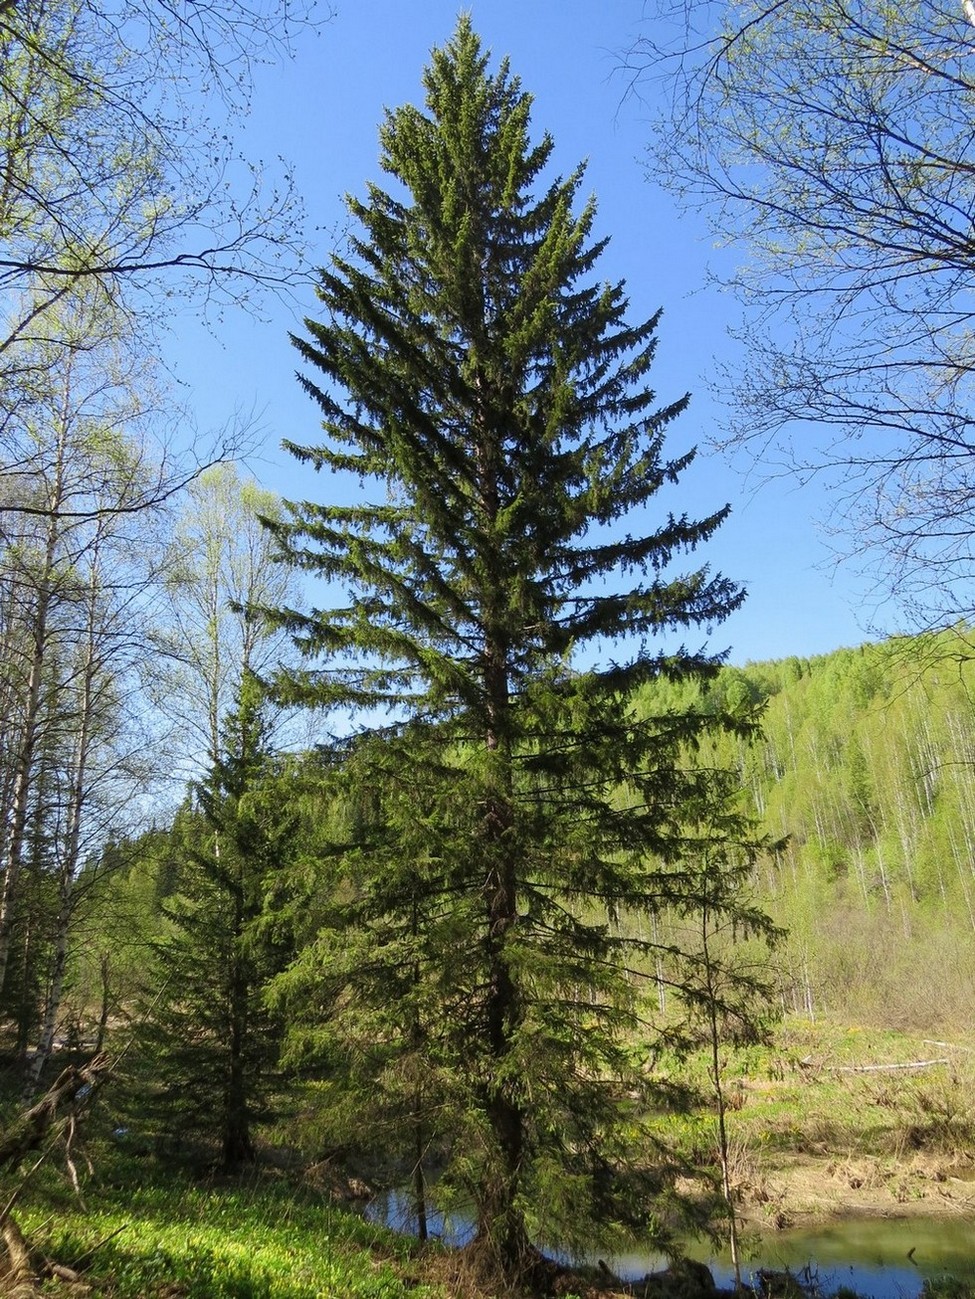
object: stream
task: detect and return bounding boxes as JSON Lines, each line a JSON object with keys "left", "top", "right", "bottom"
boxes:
{"left": 368, "top": 1191, "right": 975, "bottom": 1297}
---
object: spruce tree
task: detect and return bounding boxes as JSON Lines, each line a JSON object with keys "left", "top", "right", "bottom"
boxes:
{"left": 147, "top": 673, "right": 295, "bottom": 1167}
{"left": 271, "top": 19, "right": 751, "bottom": 1282}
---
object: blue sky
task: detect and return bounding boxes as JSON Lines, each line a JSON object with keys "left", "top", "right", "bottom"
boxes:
{"left": 167, "top": 0, "right": 878, "bottom": 667}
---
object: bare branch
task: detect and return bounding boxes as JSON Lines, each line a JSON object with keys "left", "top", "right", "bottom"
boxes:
{"left": 629, "top": 0, "right": 975, "bottom": 630}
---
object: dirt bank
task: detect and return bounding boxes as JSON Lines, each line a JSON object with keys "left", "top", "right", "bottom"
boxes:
{"left": 737, "top": 1151, "right": 975, "bottom": 1230}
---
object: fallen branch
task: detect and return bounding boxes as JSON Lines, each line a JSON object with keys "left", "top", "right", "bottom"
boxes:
{"left": 66, "top": 1222, "right": 127, "bottom": 1271}
{"left": 0, "top": 1054, "right": 113, "bottom": 1297}
{"left": 1, "top": 1214, "right": 37, "bottom": 1296}
{"left": 834, "top": 1058, "right": 949, "bottom": 1073}
{"left": 0, "top": 1054, "right": 111, "bottom": 1173}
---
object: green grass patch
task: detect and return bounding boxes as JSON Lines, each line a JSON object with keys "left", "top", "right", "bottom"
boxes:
{"left": 15, "top": 1158, "right": 444, "bottom": 1298}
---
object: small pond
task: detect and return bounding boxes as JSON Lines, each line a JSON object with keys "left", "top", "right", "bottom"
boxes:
{"left": 368, "top": 1191, "right": 975, "bottom": 1298}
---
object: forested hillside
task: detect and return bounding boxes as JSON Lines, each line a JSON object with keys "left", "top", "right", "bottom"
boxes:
{"left": 664, "top": 631, "right": 975, "bottom": 1030}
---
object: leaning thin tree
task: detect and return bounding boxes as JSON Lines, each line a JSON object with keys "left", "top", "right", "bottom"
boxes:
{"left": 269, "top": 19, "right": 755, "bottom": 1286}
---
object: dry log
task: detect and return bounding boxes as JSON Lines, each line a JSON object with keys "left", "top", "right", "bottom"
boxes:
{"left": 834, "top": 1058, "right": 949, "bottom": 1073}
{"left": 0, "top": 1213, "right": 37, "bottom": 1295}
{"left": 46, "top": 1262, "right": 83, "bottom": 1281}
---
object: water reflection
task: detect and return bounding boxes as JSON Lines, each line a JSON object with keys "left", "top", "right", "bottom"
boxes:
{"left": 366, "top": 1188, "right": 476, "bottom": 1247}
{"left": 368, "top": 1191, "right": 975, "bottom": 1298}
{"left": 680, "top": 1218, "right": 975, "bottom": 1299}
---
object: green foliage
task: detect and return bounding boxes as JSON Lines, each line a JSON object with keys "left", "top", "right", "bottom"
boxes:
{"left": 923, "top": 1280, "right": 975, "bottom": 1299}
{"left": 18, "top": 1160, "right": 442, "bottom": 1299}
{"left": 142, "top": 675, "right": 299, "bottom": 1165}
{"left": 654, "top": 630, "right": 975, "bottom": 1028}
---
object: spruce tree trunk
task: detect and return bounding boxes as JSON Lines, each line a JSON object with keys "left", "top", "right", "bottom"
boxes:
{"left": 469, "top": 400, "right": 531, "bottom": 1272}
{"left": 410, "top": 914, "right": 428, "bottom": 1242}
{"left": 223, "top": 888, "right": 254, "bottom": 1167}
{"left": 702, "top": 904, "right": 742, "bottom": 1289}
{"left": 413, "top": 1124, "right": 428, "bottom": 1243}
{"left": 223, "top": 1023, "right": 255, "bottom": 1166}
{"left": 477, "top": 670, "right": 529, "bottom": 1272}
{"left": 480, "top": 840, "right": 526, "bottom": 1268}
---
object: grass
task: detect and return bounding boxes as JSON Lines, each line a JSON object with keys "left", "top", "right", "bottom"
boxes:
{"left": 728, "top": 1021, "right": 975, "bottom": 1157}
{"left": 637, "top": 1015, "right": 975, "bottom": 1237}
{"left": 12, "top": 1154, "right": 447, "bottom": 1298}
{"left": 923, "top": 1281, "right": 975, "bottom": 1299}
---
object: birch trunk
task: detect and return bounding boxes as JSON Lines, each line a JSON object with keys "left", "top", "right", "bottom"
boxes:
{"left": 0, "top": 447, "right": 65, "bottom": 1000}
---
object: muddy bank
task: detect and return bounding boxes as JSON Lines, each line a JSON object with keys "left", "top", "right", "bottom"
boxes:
{"left": 737, "top": 1151, "right": 975, "bottom": 1230}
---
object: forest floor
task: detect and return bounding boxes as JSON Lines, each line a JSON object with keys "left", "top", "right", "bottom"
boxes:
{"left": 5, "top": 1018, "right": 974, "bottom": 1298}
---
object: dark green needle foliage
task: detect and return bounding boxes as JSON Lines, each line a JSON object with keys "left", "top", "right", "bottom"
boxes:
{"left": 269, "top": 19, "right": 754, "bottom": 1284}
{"left": 145, "top": 673, "right": 297, "bottom": 1168}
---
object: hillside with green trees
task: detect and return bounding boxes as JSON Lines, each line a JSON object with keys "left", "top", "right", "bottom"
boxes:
{"left": 670, "top": 632, "right": 975, "bottom": 1031}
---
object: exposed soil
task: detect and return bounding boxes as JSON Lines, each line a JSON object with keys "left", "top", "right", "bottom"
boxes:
{"left": 735, "top": 1149, "right": 975, "bottom": 1230}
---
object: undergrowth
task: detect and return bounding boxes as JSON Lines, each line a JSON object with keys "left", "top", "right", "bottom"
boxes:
{"left": 5, "top": 1017, "right": 975, "bottom": 1297}
{"left": 14, "top": 1153, "right": 446, "bottom": 1298}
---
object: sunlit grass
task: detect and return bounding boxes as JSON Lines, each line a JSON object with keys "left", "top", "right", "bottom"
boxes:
{"left": 17, "top": 1160, "right": 444, "bottom": 1298}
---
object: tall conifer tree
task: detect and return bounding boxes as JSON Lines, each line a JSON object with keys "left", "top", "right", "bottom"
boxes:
{"left": 271, "top": 20, "right": 751, "bottom": 1281}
